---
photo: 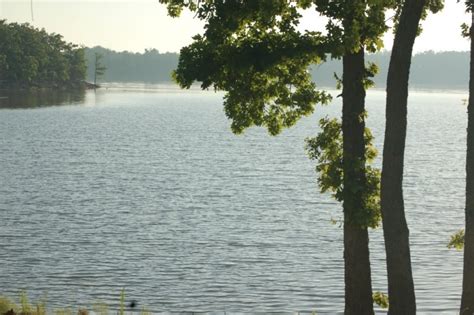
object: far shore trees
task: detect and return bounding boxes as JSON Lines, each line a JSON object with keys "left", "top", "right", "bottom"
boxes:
{"left": 0, "top": 20, "right": 86, "bottom": 89}
{"left": 80, "top": 45, "right": 470, "bottom": 88}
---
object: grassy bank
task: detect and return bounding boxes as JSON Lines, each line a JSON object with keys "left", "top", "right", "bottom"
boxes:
{"left": 0, "top": 290, "right": 150, "bottom": 315}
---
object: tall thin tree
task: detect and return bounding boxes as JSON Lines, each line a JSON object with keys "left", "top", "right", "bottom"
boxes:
{"left": 380, "top": 0, "right": 442, "bottom": 313}
{"left": 462, "top": 1, "right": 474, "bottom": 312}
{"left": 342, "top": 47, "right": 374, "bottom": 315}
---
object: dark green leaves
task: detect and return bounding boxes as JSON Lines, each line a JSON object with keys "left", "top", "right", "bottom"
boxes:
{"left": 462, "top": 22, "right": 471, "bottom": 38}
{"left": 466, "top": 0, "right": 474, "bottom": 12}
{"left": 160, "top": 0, "right": 399, "bottom": 135}
{"left": 314, "top": 0, "right": 395, "bottom": 55}
{"left": 163, "top": 0, "right": 334, "bottom": 135}
{"left": 0, "top": 20, "right": 86, "bottom": 88}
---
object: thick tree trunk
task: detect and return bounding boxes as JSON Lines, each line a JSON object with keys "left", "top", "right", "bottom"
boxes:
{"left": 342, "top": 48, "right": 374, "bottom": 315}
{"left": 380, "top": 0, "right": 426, "bottom": 314}
{"left": 461, "top": 9, "right": 474, "bottom": 314}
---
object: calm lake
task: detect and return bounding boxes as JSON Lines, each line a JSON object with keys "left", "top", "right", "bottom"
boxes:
{"left": 0, "top": 85, "right": 468, "bottom": 313}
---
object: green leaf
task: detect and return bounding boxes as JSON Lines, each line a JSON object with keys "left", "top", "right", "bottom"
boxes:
{"left": 448, "top": 229, "right": 465, "bottom": 250}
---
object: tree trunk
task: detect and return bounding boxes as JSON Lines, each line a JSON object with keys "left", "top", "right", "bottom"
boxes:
{"left": 380, "top": 0, "right": 426, "bottom": 314}
{"left": 461, "top": 9, "right": 474, "bottom": 315}
{"left": 342, "top": 48, "right": 374, "bottom": 315}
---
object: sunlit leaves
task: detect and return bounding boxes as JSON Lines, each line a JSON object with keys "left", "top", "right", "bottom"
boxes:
{"left": 373, "top": 291, "right": 389, "bottom": 309}
{"left": 448, "top": 229, "right": 465, "bottom": 250}
{"left": 306, "top": 118, "right": 344, "bottom": 201}
{"left": 306, "top": 116, "right": 382, "bottom": 228}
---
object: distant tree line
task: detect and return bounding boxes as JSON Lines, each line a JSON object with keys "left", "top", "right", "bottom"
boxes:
{"left": 85, "top": 46, "right": 469, "bottom": 90}
{"left": 0, "top": 20, "right": 87, "bottom": 89}
{"left": 84, "top": 46, "right": 179, "bottom": 83}
{"left": 310, "top": 50, "right": 469, "bottom": 89}
{"left": 0, "top": 18, "right": 468, "bottom": 91}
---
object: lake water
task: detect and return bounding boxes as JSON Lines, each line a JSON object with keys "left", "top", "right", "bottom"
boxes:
{"left": 0, "top": 85, "right": 468, "bottom": 313}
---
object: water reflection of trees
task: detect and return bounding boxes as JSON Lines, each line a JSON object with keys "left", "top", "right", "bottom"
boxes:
{"left": 0, "top": 89, "right": 86, "bottom": 109}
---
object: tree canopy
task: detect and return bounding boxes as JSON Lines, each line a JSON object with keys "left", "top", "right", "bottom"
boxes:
{"left": 0, "top": 20, "right": 86, "bottom": 89}
{"left": 159, "top": 0, "right": 446, "bottom": 135}
{"left": 161, "top": 1, "right": 335, "bottom": 135}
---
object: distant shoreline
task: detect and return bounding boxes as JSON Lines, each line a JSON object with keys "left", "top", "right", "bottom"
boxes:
{"left": 85, "top": 47, "right": 470, "bottom": 91}
{"left": 93, "top": 81, "right": 469, "bottom": 95}
{"left": 0, "top": 82, "right": 468, "bottom": 98}
{"left": 0, "top": 81, "right": 99, "bottom": 92}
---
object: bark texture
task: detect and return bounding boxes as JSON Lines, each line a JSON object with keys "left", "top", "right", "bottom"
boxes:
{"left": 380, "top": 0, "right": 426, "bottom": 314}
{"left": 461, "top": 9, "right": 474, "bottom": 315}
{"left": 342, "top": 49, "right": 374, "bottom": 315}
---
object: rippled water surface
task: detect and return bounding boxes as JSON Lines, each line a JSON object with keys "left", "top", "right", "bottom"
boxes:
{"left": 0, "top": 86, "right": 468, "bottom": 313}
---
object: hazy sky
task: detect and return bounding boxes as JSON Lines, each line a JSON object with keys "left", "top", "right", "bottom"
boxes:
{"left": 0, "top": 0, "right": 470, "bottom": 54}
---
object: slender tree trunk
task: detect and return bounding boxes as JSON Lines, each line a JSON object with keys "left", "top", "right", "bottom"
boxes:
{"left": 380, "top": 0, "right": 426, "bottom": 313}
{"left": 461, "top": 9, "right": 474, "bottom": 314}
{"left": 342, "top": 48, "right": 374, "bottom": 315}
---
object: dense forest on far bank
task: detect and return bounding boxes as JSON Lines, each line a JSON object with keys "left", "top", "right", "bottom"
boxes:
{"left": 85, "top": 47, "right": 178, "bottom": 83}
{"left": 86, "top": 46, "right": 469, "bottom": 90}
{"left": 0, "top": 20, "right": 86, "bottom": 90}
{"left": 310, "top": 50, "right": 469, "bottom": 89}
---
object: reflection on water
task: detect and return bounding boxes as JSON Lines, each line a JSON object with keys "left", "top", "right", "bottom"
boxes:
{"left": 0, "top": 89, "right": 86, "bottom": 109}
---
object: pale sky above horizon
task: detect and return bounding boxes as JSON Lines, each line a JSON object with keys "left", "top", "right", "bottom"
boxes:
{"left": 0, "top": 0, "right": 471, "bottom": 54}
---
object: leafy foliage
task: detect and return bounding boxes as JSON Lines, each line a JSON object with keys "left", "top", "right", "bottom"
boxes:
{"left": 0, "top": 20, "right": 86, "bottom": 89}
{"left": 448, "top": 229, "right": 465, "bottom": 250}
{"left": 159, "top": 0, "right": 398, "bottom": 230}
{"left": 389, "top": 0, "right": 443, "bottom": 35}
{"left": 459, "top": 0, "right": 473, "bottom": 38}
{"left": 312, "top": 0, "right": 398, "bottom": 55}
{"left": 159, "top": 0, "right": 403, "bottom": 135}
{"left": 464, "top": 0, "right": 474, "bottom": 13}
{"left": 158, "top": 1, "right": 446, "bottom": 136}
{"left": 373, "top": 291, "right": 389, "bottom": 309}
{"left": 461, "top": 22, "right": 471, "bottom": 38}
{"left": 305, "top": 115, "right": 381, "bottom": 228}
